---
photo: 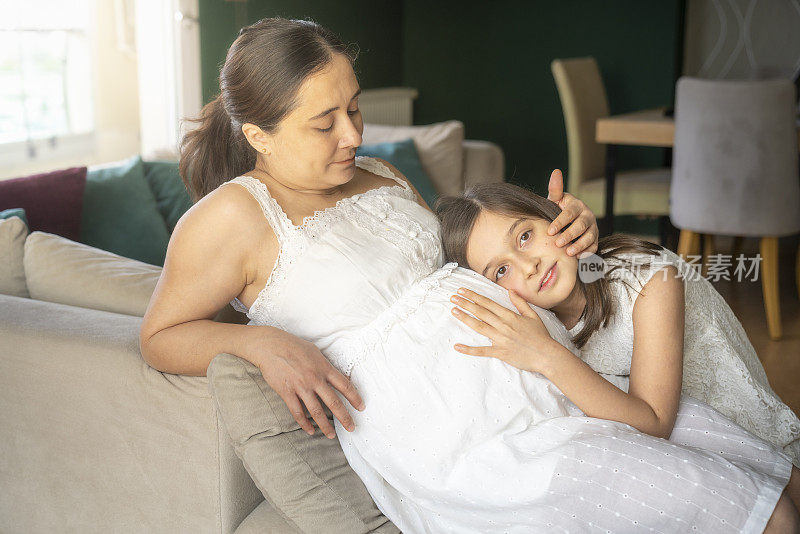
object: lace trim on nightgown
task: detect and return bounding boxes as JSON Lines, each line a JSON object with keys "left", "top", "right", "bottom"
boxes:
{"left": 224, "top": 176, "right": 293, "bottom": 316}
{"left": 225, "top": 156, "right": 439, "bottom": 328}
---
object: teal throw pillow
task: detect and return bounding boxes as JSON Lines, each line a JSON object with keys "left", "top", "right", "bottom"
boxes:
{"left": 142, "top": 160, "right": 194, "bottom": 233}
{"left": 80, "top": 155, "right": 171, "bottom": 266}
{"left": 357, "top": 138, "right": 439, "bottom": 207}
{"left": 0, "top": 208, "right": 28, "bottom": 227}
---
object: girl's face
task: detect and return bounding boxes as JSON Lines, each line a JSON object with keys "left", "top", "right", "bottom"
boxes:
{"left": 465, "top": 210, "right": 580, "bottom": 309}
{"left": 246, "top": 53, "right": 364, "bottom": 191}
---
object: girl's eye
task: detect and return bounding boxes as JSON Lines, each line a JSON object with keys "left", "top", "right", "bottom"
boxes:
{"left": 495, "top": 265, "right": 507, "bottom": 281}
{"left": 519, "top": 230, "right": 530, "bottom": 246}
{"left": 347, "top": 108, "right": 360, "bottom": 116}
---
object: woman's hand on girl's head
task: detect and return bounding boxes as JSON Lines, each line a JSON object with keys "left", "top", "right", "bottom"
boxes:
{"left": 449, "top": 288, "right": 560, "bottom": 375}
{"left": 251, "top": 330, "right": 366, "bottom": 439}
{"left": 546, "top": 169, "right": 599, "bottom": 258}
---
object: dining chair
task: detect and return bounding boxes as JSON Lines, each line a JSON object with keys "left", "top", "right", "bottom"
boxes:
{"left": 671, "top": 76, "right": 800, "bottom": 340}
{"left": 551, "top": 57, "right": 672, "bottom": 242}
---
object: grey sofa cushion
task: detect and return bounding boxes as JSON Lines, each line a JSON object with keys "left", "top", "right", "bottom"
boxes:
{"left": 362, "top": 121, "right": 465, "bottom": 196}
{"left": 0, "top": 294, "right": 261, "bottom": 532}
{"left": 234, "top": 500, "right": 302, "bottom": 533}
{"left": 23, "top": 231, "right": 161, "bottom": 317}
{"left": 208, "top": 353, "right": 400, "bottom": 534}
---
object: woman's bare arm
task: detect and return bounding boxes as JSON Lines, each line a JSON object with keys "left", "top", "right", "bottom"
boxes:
{"left": 139, "top": 184, "right": 268, "bottom": 375}
{"left": 541, "top": 265, "right": 685, "bottom": 438}
{"left": 139, "top": 184, "right": 365, "bottom": 438}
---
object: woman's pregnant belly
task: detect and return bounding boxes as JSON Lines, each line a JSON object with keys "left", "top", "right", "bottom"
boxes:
{"left": 326, "top": 264, "right": 586, "bottom": 498}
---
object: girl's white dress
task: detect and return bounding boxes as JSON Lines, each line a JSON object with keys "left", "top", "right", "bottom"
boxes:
{"left": 566, "top": 250, "right": 800, "bottom": 467}
{"left": 226, "top": 156, "right": 792, "bottom": 534}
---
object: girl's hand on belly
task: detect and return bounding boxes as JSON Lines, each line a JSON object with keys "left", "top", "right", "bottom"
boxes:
{"left": 449, "top": 287, "right": 562, "bottom": 374}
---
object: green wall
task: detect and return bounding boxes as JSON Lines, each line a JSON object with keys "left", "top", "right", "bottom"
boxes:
{"left": 402, "top": 0, "right": 680, "bottom": 193}
{"left": 198, "top": 0, "right": 403, "bottom": 105}
{"left": 198, "top": 1, "right": 680, "bottom": 196}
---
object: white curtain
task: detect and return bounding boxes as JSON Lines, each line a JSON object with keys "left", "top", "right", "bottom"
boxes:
{"left": 134, "top": 0, "right": 201, "bottom": 160}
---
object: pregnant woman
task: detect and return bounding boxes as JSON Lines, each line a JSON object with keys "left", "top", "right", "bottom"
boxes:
{"left": 139, "top": 17, "right": 798, "bottom": 532}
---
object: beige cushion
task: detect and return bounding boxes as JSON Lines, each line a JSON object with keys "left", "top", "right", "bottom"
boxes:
{"left": 0, "top": 216, "right": 29, "bottom": 298}
{"left": 234, "top": 500, "right": 301, "bottom": 533}
{"left": 362, "top": 121, "right": 465, "bottom": 196}
{"left": 577, "top": 167, "right": 672, "bottom": 218}
{"left": 23, "top": 231, "right": 161, "bottom": 317}
{"left": 208, "top": 353, "right": 400, "bottom": 534}
{"left": 0, "top": 293, "right": 262, "bottom": 532}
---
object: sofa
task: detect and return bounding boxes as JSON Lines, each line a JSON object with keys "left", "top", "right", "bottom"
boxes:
{"left": 0, "top": 122, "right": 504, "bottom": 533}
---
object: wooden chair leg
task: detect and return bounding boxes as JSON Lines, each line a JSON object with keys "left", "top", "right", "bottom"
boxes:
{"left": 677, "top": 230, "right": 701, "bottom": 274}
{"left": 760, "top": 237, "right": 782, "bottom": 341}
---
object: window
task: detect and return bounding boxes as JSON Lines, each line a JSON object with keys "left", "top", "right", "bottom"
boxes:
{"left": 0, "top": 1, "right": 94, "bottom": 160}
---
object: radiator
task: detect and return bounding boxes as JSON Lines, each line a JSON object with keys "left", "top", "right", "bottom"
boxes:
{"left": 358, "top": 87, "right": 419, "bottom": 126}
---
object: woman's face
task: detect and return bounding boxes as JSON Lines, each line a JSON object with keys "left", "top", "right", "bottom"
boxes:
{"left": 465, "top": 210, "right": 579, "bottom": 309}
{"left": 251, "top": 53, "right": 364, "bottom": 191}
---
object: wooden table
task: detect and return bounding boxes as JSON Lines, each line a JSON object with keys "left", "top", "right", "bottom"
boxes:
{"left": 594, "top": 108, "right": 800, "bottom": 236}
{"left": 594, "top": 108, "right": 672, "bottom": 237}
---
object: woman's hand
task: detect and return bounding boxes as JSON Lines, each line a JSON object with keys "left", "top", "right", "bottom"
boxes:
{"left": 546, "top": 169, "right": 599, "bottom": 258}
{"left": 251, "top": 329, "right": 366, "bottom": 440}
{"left": 449, "top": 287, "right": 561, "bottom": 375}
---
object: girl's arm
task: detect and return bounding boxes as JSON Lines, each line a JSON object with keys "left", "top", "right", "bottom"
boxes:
{"left": 452, "top": 265, "right": 685, "bottom": 439}
{"left": 537, "top": 265, "right": 684, "bottom": 438}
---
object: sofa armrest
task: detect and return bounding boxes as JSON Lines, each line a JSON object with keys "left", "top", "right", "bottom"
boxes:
{"left": 0, "top": 294, "right": 261, "bottom": 533}
{"left": 462, "top": 139, "right": 505, "bottom": 188}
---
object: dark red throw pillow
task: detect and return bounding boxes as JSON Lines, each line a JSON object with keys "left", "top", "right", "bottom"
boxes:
{"left": 0, "top": 167, "right": 87, "bottom": 241}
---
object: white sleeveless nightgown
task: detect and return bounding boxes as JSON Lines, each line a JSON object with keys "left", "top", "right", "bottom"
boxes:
{"left": 566, "top": 250, "right": 800, "bottom": 467}
{"left": 225, "top": 156, "right": 792, "bottom": 534}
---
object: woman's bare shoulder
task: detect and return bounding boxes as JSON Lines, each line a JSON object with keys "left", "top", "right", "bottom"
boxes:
{"left": 177, "top": 180, "right": 271, "bottom": 238}
{"left": 168, "top": 181, "right": 276, "bottom": 282}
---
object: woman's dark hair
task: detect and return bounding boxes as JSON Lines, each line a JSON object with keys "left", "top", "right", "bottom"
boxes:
{"left": 435, "top": 182, "right": 665, "bottom": 349}
{"left": 179, "top": 17, "right": 359, "bottom": 202}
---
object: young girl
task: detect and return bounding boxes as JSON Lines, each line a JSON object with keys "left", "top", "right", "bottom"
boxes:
{"left": 436, "top": 181, "right": 800, "bottom": 469}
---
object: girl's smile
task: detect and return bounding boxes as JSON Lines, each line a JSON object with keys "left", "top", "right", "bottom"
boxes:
{"left": 539, "top": 262, "right": 557, "bottom": 292}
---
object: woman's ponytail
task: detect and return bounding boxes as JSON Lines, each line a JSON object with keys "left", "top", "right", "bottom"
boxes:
{"left": 179, "top": 95, "right": 254, "bottom": 203}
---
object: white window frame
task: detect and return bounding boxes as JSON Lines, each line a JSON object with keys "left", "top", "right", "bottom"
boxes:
{"left": 0, "top": 1, "right": 97, "bottom": 165}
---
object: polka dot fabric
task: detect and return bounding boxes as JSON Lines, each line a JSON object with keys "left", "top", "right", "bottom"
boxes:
{"left": 230, "top": 157, "right": 792, "bottom": 533}
{"left": 333, "top": 268, "right": 791, "bottom": 533}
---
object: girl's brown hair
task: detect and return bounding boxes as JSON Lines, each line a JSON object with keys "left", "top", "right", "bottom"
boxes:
{"left": 179, "top": 17, "right": 358, "bottom": 202}
{"left": 435, "top": 182, "right": 665, "bottom": 349}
